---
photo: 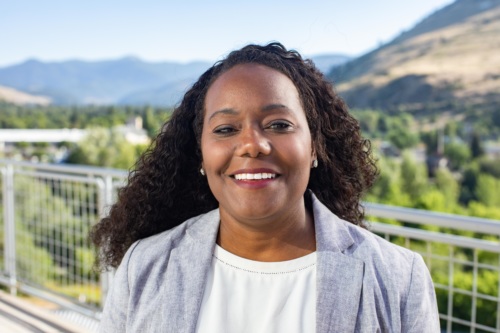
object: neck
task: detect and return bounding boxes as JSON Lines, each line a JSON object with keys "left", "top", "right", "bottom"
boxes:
{"left": 217, "top": 200, "right": 316, "bottom": 262}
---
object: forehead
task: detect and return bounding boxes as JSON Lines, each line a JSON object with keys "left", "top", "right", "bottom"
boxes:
{"left": 204, "top": 64, "right": 302, "bottom": 111}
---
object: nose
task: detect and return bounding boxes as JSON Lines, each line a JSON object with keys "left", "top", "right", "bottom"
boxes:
{"left": 235, "top": 127, "right": 271, "bottom": 158}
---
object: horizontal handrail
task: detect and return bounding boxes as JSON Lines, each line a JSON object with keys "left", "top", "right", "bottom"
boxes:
{"left": 365, "top": 202, "right": 500, "bottom": 236}
{"left": 370, "top": 222, "right": 500, "bottom": 252}
{"left": 0, "top": 159, "right": 128, "bottom": 178}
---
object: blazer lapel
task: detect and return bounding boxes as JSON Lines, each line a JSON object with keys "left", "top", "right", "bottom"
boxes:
{"left": 312, "top": 193, "right": 365, "bottom": 333}
{"left": 161, "top": 209, "right": 220, "bottom": 333}
{"left": 316, "top": 252, "right": 364, "bottom": 333}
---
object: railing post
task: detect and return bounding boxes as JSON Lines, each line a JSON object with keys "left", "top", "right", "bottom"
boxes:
{"left": 446, "top": 246, "right": 454, "bottom": 333}
{"left": 3, "top": 163, "right": 17, "bottom": 295}
{"left": 497, "top": 255, "right": 500, "bottom": 331}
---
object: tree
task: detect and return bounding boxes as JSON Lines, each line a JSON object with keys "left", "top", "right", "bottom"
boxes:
{"left": 475, "top": 174, "right": 500, "bottom": 207}
{"left": 459, "top": 163, "right": 480, "bottom": 204}
{"left": 421, "top": 131, "right": 438, "bottom": 155}
{"left": 66, "top": 128, "right": 139, "bottom": 169}
{"left": 353, "top": 109, "right": 380, "bottom": 135}
{"left": 400, "top": 153, "right": 428, "bottom": 202}
{"left": 377, "top": 116, "right": 390, "bottom": 134}
{"left": 444, "top": 142, "right": 471, "bottom": 170}
{"left": 15, "top": 141, "right": 30, "bottom": 149}
{"left": 479, "top": 158, "right": 500, "bottom": 178}
{"left": 444, "top": 121, "right": 458, "bottom": 139}
{"left": 143, "top": 106, "right": 158, "bottom": 138}
{"left": 434, "top": 168, "right": 459, "bottom": 211}
{"left": 388, "top": 127, "right": 419, "bottom": 150}
{"left": 470, "top": 132, "right": 484, "bottom": 158}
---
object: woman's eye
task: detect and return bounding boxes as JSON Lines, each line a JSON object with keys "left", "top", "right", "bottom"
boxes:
{"left": 268, "top": 121, "right": 293, "bottom": 131}
{"left": 213, "top": 126, "right": 237, "bottom": 135}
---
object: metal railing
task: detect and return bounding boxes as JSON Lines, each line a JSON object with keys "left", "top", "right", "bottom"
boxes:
{"left": 366, "top": 204, "right": 500, "bottom": 333}
{"left": 0, "top": 159, "right": 127, "bottom": 320}
{"left": 0, "top": 159, "right": 499, "bottom": 332}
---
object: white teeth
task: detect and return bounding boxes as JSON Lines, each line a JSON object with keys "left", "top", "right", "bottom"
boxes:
{"left": 234, "top": 173, "right": 276, "bottom": 180}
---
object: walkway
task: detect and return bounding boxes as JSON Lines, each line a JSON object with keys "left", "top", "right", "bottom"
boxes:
{"left": 0, "top": 291, "right": 97, "bottom": 333}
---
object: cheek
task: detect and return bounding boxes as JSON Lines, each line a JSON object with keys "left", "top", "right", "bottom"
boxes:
{"left": 291, "top": 135, "right": 313, "bottom": 161}
{"left": 201, "top": 140, "right": 232, "bottom": 173}
{"left": 200, "top": 130, "right": 212, "bottom": 166}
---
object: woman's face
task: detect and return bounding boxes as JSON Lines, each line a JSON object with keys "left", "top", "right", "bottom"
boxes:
{"left": 201, "top": 63, "right": 315, "bottom": 225}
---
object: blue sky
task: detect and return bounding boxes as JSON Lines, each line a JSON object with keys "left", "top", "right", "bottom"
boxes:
{"left": 0, "top": 0, "right": 453, "bottom": 67}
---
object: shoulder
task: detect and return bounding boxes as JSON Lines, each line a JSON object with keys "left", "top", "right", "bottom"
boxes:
{"left": 121, "top": 208, "right": 220, "bottom": 272}
{"left": 334, "top": 218, "right": 439, "bottom": 330}
{"left": 311, "top": 192, "right": 427, "bottom": 293}
{"left": 336, "top": 213, "right": 435, "bottom": 314}
{"left": 338, "top": 215, "right": 422, "bottom": 289}
{"left": 311, "top": 191, "right": 417, "bottom": 270}
{"left": 344, "top": 219, "right": 416, "bottom": 269}
{"left": 340, "top": 221, "right": 439, "bottom": 330}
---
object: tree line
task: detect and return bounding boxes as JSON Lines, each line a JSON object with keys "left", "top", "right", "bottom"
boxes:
{"left": 0, "top": 102, "right": 172, "bottom": 138}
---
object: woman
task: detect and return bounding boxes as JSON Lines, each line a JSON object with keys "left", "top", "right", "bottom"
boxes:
{"left": 93, "top": 43, "right": 440, "bottom": 332}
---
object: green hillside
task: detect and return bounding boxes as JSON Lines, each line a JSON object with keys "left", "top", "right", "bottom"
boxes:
{"left": 329, "top": 0, "right": 500, "bottom": 113}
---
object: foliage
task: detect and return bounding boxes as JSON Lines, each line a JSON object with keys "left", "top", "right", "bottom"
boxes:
{"left": 366, "top": 153, "right": 500, "bottom": 329}
{"left": 478, "top": 157, "right": 500, "bottom": 178}
{"left": 0, "top": 172, "right": 106, "bottom": 306}
{"left": 65, "top": 128, "right": 145, "bottom": 169}
{"left": 459, "top": 163, "right": 479, "bottom": 204}
{"left": 470, "top": 132, "right": 484, "bottom": 158}
{"left": 15, "top": 223, "right": 56, "bottom": 285}
{"left": 351, "top": 109, "right": 420, "bottom": 148}
{"left": 467, "top": 201, "right": 500, "bottom": 220}
{"left": 444, "top": 142, "right": 470, "bottom": 170}
{"left": 475, "top": 174, "right": 500, "bottom": 207}
{"left": 400, "top": 152, "right": 428, "bottom": 202}
{"left": 434, "top": 168, "right": 459, "bottom": 211}
{"left": 0, "top": 103, "right": 172, "bottom": 138}
{"left": 387, "top": 127, "right": 419, "bottom": 150}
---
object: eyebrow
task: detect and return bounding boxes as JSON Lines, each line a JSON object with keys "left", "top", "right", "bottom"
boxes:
{"left": 208, "top": 108, "right": 238, "bottom": 121}
{"left": 208, "top": 104, "right": 291, "bottom": 121}
{"left": 262, "top": 103, "right": 289, "bottom": 112}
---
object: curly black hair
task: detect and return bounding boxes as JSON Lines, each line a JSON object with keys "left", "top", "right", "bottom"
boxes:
{"left": 91, "top": 42, "right": 378, "bottom": 269}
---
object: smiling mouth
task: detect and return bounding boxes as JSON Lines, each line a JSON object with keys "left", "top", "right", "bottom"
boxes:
{"left": 232, "top": 173, "right": 277, "bottom": 180}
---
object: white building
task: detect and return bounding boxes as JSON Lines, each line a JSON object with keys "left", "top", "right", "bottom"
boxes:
{"left": 0, "top": 124, "right": 149, "bottom": 151}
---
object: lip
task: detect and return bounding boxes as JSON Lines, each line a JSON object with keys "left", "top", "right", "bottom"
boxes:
{"left": 228, "top": 168, "right": 280, "bottom": 189}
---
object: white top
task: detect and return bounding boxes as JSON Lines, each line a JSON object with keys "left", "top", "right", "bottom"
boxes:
{"left": 195, "top": 245, "right": 317, "bottom": 333}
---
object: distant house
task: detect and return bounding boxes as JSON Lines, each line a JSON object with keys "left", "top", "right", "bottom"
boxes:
{"left": 485, "top": 144, "right": 500, "bottom": 159}
{"left": 426, "top": 153, "right": 449, "bottom": 177}
{"left": 379, "top": 141, "right": 400, "bottom": 157}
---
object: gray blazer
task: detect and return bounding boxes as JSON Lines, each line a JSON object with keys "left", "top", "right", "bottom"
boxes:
{"left": 100, "top": 194, "right": 440, "bottom": 332}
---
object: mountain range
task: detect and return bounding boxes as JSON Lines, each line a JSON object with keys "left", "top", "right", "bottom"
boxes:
{"left": 2, "top": 0, "right": 498, "bottom": 110}
{"left": 0, "top": 57, "right": 212, "bottom": 105}
{"left": 0, "top": 54, "right": 350, "bottom": 106}
{"left": 0, "top": 85, "right": 51, "bottom": 105}
{"left": 329, "top": 0, "right": 500, "bottom": 112}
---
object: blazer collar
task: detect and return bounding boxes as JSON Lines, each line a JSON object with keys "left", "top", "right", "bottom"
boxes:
{"left": 312, "top": 192, "right": 355, "bottom": 253}
{"left": 162, "top": 209, "right": 220, "bottom": 333}
{"left": 311, "top": 193, "right": 365, "bottom": 333}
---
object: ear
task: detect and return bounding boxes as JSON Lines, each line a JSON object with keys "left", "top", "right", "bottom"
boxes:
{"left": 311, "top": 148, "right": 318, "bottom": 168}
